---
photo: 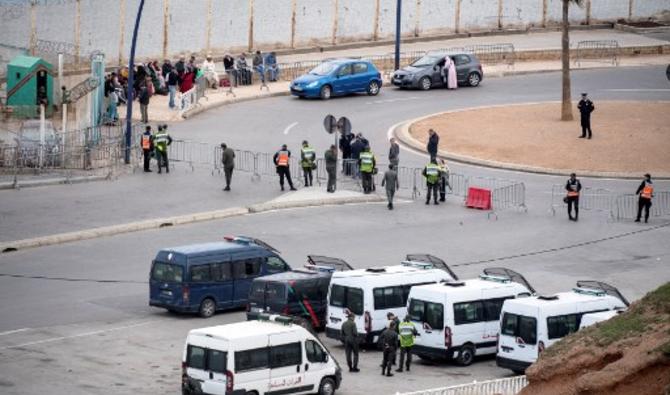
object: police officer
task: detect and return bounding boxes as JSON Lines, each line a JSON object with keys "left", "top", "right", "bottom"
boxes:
{"left": 380, "top": 321, "right": 399, "bottom": 377}
{"left": 220, "top": 143, "right": 235, "bottom": 191}
{"left": 154, "top": 124, "right": 172, "bottom": 174}
{"left": 325, "top": 144, "right": 337, "bottom": 193}
{"left": 141, "top": 125, "right": 154, "bottom": 172}
{"left": 358, "top": 146, "right": 376, "bottom": 194}
{"left": 565, "top": 173, "right": 582, "bottom": 221}
{"left": 273, "top": 144, "right": 296, "bottom": 191}
{"left": 300, "top": 140, "right": 316, "bottom": 187}
{"left": 578, "top": 92, "right": 595, "bottom": 139}
{"left": 341, "top": 313, "right": 360, "bottom": 373}
{"left": 397, "top": 316, "right": 418, "bottom": 373}
{"left": 438, "top": 159, "right": 451, "bottom": 202}
{"left": 635, "top": 173, "right": 654, "bottom": 223}
{"left": 423, "top": 159, "right": 441, "bottom": 205}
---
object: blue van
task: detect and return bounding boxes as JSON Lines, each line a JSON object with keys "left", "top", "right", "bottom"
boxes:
{"left": 149, "top": 236, "right": 291, "bottom": 318}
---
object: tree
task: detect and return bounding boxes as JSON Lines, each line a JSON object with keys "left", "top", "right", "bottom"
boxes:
{"left": 561, "top": 0, "right": 583, "bottom": 121}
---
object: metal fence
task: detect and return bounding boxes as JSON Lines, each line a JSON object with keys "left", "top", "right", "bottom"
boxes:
{"left": 614, "top": 192, "right": 670, "bottom": 220}
{"left": 179, "top": 76, "right": 208, "bottom": 116}
{"left": 396, "top": 375, "right": 528, "bottom": 395}
{"left": 431, "top": 43, "right": 516, "bottom": 66}
{"left": 549, "top": 184, "right": 616, "bottom": 219}
{"left": 575, "top": 40, "right": 620, "bottom": 66}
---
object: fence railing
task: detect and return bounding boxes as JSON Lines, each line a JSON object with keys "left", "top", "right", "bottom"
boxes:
{"left": 550, "top": 184, "right": 616, "bottom": 219}
{"left": 575, "top": 40, "right": 620, "bottom": 66}
{"left": 396, "top": 375, "right": 528, "bottom": 395}
{"left": 179, "top": 76, "right": 208, "bottom": 116}
{"left": 614, "top": 192, "right": 670, "bottom": 220}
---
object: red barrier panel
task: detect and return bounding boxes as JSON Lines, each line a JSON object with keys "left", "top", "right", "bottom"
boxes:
{"left": 465, "top": 187, "right": 492, "bottom": 210}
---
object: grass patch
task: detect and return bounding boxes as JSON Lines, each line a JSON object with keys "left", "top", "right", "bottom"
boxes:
{"left": 659, "top": 340, "right": 670, "bottom": 357}
{"left": 643, "top": 282, "right": 670, "bottom": 314}
{"left": 594, "top": 311, "right": 648, "bottom": 346}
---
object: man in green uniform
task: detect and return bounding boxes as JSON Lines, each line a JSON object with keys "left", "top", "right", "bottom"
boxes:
{"left": 300, "top": 140, "right": 316, "bottom": 187}
{"left": 380, "top": 321, "right": 399, "bottom": 377}
{"left": 358, "top": 146, "right": 376, "bottom": 194}
{"left": 422, "top": 159, "right": 440, "bottom": 205}
{"left": 154, "top": 124, "right": 173, "bottom": 174}
{"left": 396, "top": 316, "right": 418, "bottom": 372}
{"left": 325, "top": 144, "right": 337, "bottom": 193}
{"left": 341, "top": 313, "right": 360, "bottom": 372}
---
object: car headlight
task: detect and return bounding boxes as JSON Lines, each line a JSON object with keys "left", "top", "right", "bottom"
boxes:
{"left": 306, "top": 81, "right": 319, "bottom": 88}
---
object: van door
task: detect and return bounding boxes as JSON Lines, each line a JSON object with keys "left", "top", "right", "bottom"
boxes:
{"left": 304, "top": 338, "right": 332, "bottom": 392}
{"left": 452, "top": 299, "right": 486, "bottom": 354}
{"left": 482, "top": 297, "right": 511, "bottom": 355}
{"left": 498, "top": 311, "right": 538, "bottom": 366}
{"left": 184, "top": 345, "right": 229, "bottom": 395}
{"left": 408, "top": 298, "right": 444, "bottom": 352}
{"left": 212, "top": 258, "right": 234, "bottom": 309}
{"left": 269, "top": 334, "right": 306, "bottom": 394}
{"left": 232, "top": 255, "right": 263, "bottom": 307}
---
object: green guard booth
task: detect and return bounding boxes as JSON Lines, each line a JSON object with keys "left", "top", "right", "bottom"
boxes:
{"left": 6, "top": 55, "right": 54, "bottom": 117}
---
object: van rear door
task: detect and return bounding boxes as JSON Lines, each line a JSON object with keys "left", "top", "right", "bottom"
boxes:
{"left": 498, "top": 307, "right": 539, "bottom": 366}
{"left": 408, "top": 297, "right": 445, "bottom": 352}
{"left": 150, "top": 260, "right": 184, "bottom": 308}
{"left": 184, "top": 343, "right": 228, "bottom": 395}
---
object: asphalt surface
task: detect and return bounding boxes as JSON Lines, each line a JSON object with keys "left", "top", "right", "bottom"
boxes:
{"left": 1, "top": 66, "right": 669, "bottom": 395}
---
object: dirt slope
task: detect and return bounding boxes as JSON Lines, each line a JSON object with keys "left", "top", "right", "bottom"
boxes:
{"left": 520, "top": 283, "right": 670, "bottom": 395}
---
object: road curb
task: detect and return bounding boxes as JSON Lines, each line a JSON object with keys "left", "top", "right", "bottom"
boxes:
{"left": 182, "top": 90, "right": 291, "bottom": 119}
{"left": 0, "top": 194, "right": 383, "bottom": 253}
{"left": 0, "top": 175, "right": 110, "bottom": 190}
{"left": 392, "top": 103, "right": 670, "bottom": 180}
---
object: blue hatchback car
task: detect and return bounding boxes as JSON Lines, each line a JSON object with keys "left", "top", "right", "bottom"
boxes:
{"left": 290, "top": 59, "right": 382, "bottom": 100}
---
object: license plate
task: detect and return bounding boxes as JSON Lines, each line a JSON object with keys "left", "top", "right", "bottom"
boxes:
{"left": 330, "top": 317, "right": 342, "bottom": 323}
{"left": 251, "top": 307, "right": 264, "bottom": 313}
{"left": 160, "top": 290, "right": 173, "bottom": 297}
{"left": 292, "top": 86, "right": 303, "bottom": 91}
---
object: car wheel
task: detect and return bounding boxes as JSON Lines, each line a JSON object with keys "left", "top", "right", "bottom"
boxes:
{"left": 198, "top": 298, "right": 216, "bottom": 318}
{"left": 320, "top": 85, "right": 332, "bottom": 100}
{"left": 456, "top": 344, "right": 475, "bottom": 366}
{"left": 419, "top": 76, "right": 432, "bottom": 91}
{"left": 318, "top": 377, "right": 336, "bottom": 395}
{"left": 467, "top": 72, "right": 481, "bottom": 87}
{"left": 367, "top": 80, "right": 380, "bottom": 96}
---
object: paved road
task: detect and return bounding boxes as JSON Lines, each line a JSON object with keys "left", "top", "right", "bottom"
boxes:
{"left": 1, "top": 66, "right": 669, "bottom": 394}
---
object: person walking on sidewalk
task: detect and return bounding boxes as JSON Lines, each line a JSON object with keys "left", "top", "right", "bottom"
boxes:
{"left": 141, "top": 125, "right": 154, "bottom": 172}
{"left": 635, "top": 173, "right": 654, "bottom": 223}
{"left": 396, "top": 316, "right": 418, "bottom": 373}
{"left": 138, "top": 83, "right": 151, "bottom": 123}
{"left": 325, "top": 144, "right": 337, "bottom": 193}
{"left": 274, "top": 144, "right": 296, "bottom": 191}
{"left": 300, "top": 140, "right": 316, "bottom": 187}
{"left": 389, "top": 138, "right": 400, "bottom": 168}
{"left": 380, "top": 322, "right": 399, "bottom": 377}
{"left": 359, "top": 146, "right": 376, "bottom": 194}
{"left": 221, "top": 143, "right": 235, "bottom": 191}
{"left": 423, "top": 159, "right": 441, "bottom": 205}
{"left": 341, "top": 313, "right": 360, "bottom": 373}
{"left": 154, "top": 124, "right": 172, "bottom": 174}
{"left": 578, "top": 93, "right": 595, "bottom": 139}
{"left": 381, "top": 164, "right": 399, "bottom": 210}
{"left": 565, "top": 173, "right": 582, "bottom": 221}
{"left": 427, "top": 129, "right": 439, "bottom": 162}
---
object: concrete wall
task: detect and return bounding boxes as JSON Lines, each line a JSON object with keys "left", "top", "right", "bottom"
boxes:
{"left": 0, "top": 0, "right": 668, "bottom": 67}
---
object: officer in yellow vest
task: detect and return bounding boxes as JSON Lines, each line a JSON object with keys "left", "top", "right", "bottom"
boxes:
{"left": 396, "top": 316, "right": 418, "bottom": 373}
{"left": 422, "top": 159, "right": 441, "bottom": 205}
{"left": 141, "top": 125, "right": 154, "bottom": 172}
{"left": 154, "top": 124, "right": 172, "bottom": 174}
{"left": 358, "top": 146, "right": 376, "bottom": 194}
{"left": 635, "top": 173, "right": 654, "bottom": 223}
{"left": 300, "top": 140, "right": 316, "bottom": 187}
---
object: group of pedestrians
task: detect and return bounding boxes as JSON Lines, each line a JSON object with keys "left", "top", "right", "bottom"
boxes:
{"left": 341, "top": 312, "right": 419, "bottom": 377}
{"left": 222, "top": 51, "right": 280, "bottom": 87}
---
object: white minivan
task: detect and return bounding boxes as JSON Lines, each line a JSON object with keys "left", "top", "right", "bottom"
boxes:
{"left": 325, "top": 259, "right": 457, "bottom": 345}
{"left": 182, "top": 314, "right": 341, "bottom": 395}
{"left": 407, "top": 268, "right": 535, "bottom": 366}
{"left": 496, "top": 281, "right": 628, "bottom": 373}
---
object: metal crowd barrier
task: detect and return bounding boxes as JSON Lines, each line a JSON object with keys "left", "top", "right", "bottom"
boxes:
{"left": 614, "top": 192, "right": 670, "bottom": 220}
{"left": 549, "top": 184, "right": 616, "bottom": 219}
{"left": 396, "top": 375, "right": 527, "bottom": 395}
{"left": 167, "top": 139, "right": 213, "bottom": 171}
{"left": 575, "top": 40, "right": 620, "bottom": 66}
{"left": 179, "top": 76, "right": 208, "bottom": 116}
{"left": 492, "top": 182, "right": 527, "bottom": 212}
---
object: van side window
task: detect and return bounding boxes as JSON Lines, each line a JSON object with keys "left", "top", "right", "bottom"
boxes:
{"left": 502, "top": 313, "right": 537, "bottom": 345}
{"left": 190, "top": 265, "right": 212, "bottom": 282}
{"left": 233, "top": 258, "right": 262, "bottom": 279}
{"left": 329, "top": 284, "right": 363, "bottom": 315}
{"left": 235, "top": 347, "right": 269, "bottom": 372}
{"left": 547, "top": 314, "right": 580, "bottom": 339}
{"left": 266, "top": 256, "right": 287, "bottom": 274}
{"left": 208, "top": 349, "right": 227, "bottom": 373}
{"left": 408, "top": 299, "right": 443, "bottom": 330}
{"left": 211, "top": 263, "right": 232, "bottom": 281}
{"left": 483, "top": 297, "right": 512, "bottom": 321}
{"left": 305, "top": 340, "right": 327, "bottom": 363}
{"left": 186, "top": 345, "right": 206, "bottom": 370}
{"left": 270, "top": 342, "right": 302, "bottom": 368}
{"left": 373, "top": 286, "right": 404, "bottom": 309}
{"left": 454, "top": 301, "right": 485, "bottom": 325}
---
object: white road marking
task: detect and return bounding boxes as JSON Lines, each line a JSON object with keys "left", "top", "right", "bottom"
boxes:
{"left": 0, "top": 328, "right": 31, "bottom": 336}
{"left": 0, "top": 320, "right": 155, "bottom": 350}
{"left": 283, "top": 122, "right": 299, "bottom": 135}
{"left": 366, "top": 96, "right": 419, "bottom": 105}
{"left": 602, "top": 89, "right": 670, "bottom": 92}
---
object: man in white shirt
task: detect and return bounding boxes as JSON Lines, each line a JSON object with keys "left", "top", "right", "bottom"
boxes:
{"left": 201, "top": 53, "right": 219, "bottom": 89}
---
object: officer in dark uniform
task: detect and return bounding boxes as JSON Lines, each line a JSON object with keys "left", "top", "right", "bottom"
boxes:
{"left": 341, "top": 313, "right": 360, "bottom": 372}
{"left": 578, "top": 92, "right": 595, "bottom": 139}
{"left": 565, "top": 173, "right": 582, "bottom": 221}
{"left": 380, "top": 322, "right": 399, "bottom": 377}
{"left": 273, "top": 144, "right": 296, "bottom": 191}
{"left": 141, "top": 125, "right": 154, "bottom": 172}
{"left": 635, "top": 173, "right": 654, "bottom": 223}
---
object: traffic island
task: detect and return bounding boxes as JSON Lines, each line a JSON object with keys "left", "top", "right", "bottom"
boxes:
{"left": 399, "top": 101, "right": 670, "bottom": 179}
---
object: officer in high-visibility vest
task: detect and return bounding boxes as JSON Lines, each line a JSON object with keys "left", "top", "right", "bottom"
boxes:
{"left": 565, "top": 173, "right": 582, "bottom": 221}
{"left": 154, "top": 124, "right": 173, "bottom": 174}
{"left": 273, "top": 144, "right": 296, "bottom": 191}
{"left": 141, "top": 125, "right": 154, "bottom": 172}
{"left": 422, "top": 159, "right": 441, "bottom": 205}
{"left": 358, "top": 146, "right": 376, "bottom": 194}
{"left": 396, "top": 316, "right": 418, "bottom": 373}
{"left": 635, "top": 173, "right": 654, "bottom": 223}
{"left": 300, "top": 140, "right": 316, "bottom": 187}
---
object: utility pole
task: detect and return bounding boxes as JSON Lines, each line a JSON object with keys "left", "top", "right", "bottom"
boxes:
{"left": 125, "top": 0, "right": 145, "bottom": 164}
{"left": 394, "top": 0, "right": 403, "bottom": 70}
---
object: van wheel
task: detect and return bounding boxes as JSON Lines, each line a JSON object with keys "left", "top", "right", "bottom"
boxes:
{"left": 198, "top": 298, "right": 216, "bottom": 318}
{"left": 318, "top": 377, "right": 336, "bottom": 395}
{"left": 456, "top": 345, "right": 475, "bottom": 366}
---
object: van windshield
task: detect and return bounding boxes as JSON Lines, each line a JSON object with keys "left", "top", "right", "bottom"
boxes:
{"left": 329, "top": 284, "right": 363, "bottom": 315}
{"left": 151, "top": 262, "right": 183, "bottom": 283}
{"left": 501, "top": 313, "right": 537, "bottom": 345}
{"left": 249, "top": 282, "right": 286, "bottom": 304}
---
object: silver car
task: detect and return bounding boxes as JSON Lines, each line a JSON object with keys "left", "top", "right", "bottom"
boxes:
{"left": 391, "top": 52, "right": 483, "bottom": 90}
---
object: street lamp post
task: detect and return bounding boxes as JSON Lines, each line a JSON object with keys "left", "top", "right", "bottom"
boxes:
{"left": 394, "top": 0, "right": 402, "bottom": 71}
{"left": 125, "top": 0, "right": 146, "bottom": 164}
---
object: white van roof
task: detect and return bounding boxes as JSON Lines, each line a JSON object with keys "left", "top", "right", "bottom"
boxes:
{"left": 331, "top": 264, "right": 451, "bottom": 279}
{"left": 188, "top": 321, "right": 298, "bottom": 342}
{"left": 413, "top": 277, "right": 529, "bottom": 295}
{"left": 503, "top": 289, "right": 625, "bottom": 311}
